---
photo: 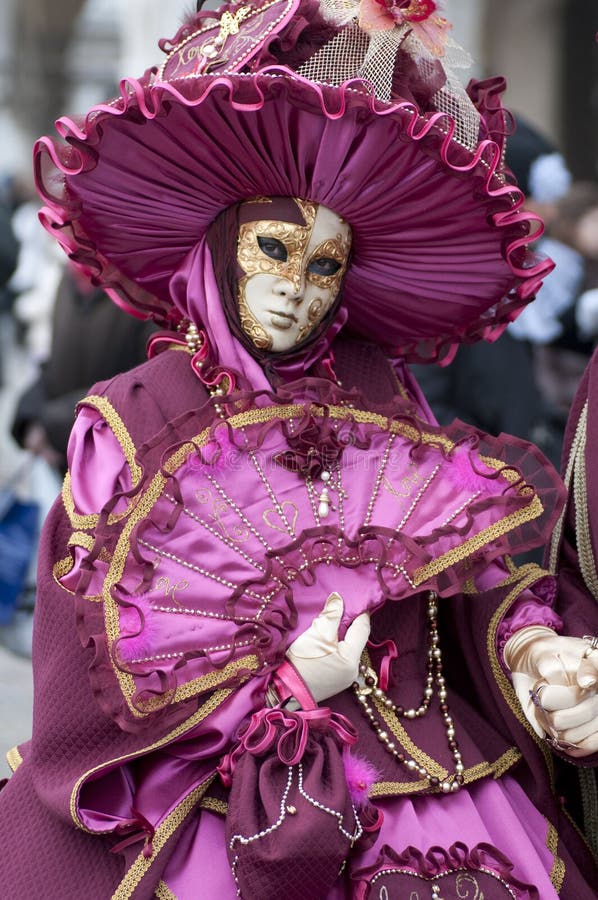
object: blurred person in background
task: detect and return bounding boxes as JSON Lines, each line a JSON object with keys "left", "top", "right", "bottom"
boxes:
{"left": 0, "top": 175, "right": 20, "bottom": 386}
{"left": 0, "top": 179, "right": 19, "bottom": 305}
{"left": 507, "top": 126, "right": 577, "bottom": 351}
{"left": 0, "top": 260, "right": 155, "bottom": 659}
{"left": 414, "top": 117, "right": 587, "bottom": 467}
{"left": 1, "top": 176, "right": 154, "bottom": 657}
{"left": 411, "top": 116, "right": 572, "bottom": 460}
{"left": 8, "top": 179, "right": 66, "bottom": 366}
{"left": 529, "top": 181, "right": 598, "bottom": 466}
{"left": 11, "top": 262, "right": 156, "bottom": 475}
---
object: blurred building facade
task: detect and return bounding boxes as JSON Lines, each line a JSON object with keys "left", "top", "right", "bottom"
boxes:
{"left": 0, "top": 0, "right": 597, "bottom": 182}
{"left": 0, "top": 0, "right": 189, "bottom": 185}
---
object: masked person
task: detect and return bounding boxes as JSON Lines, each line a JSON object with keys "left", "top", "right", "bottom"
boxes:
{"left": 1, "top": 2, "right": 597, "bottom": 897}
{"left": 546, "top": 343, "right": 598, "bottom": 862}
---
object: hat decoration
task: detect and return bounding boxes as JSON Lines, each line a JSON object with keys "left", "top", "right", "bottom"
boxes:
{"left": 157, "top": 0, "right": 300, "bottom": 79}
{"left": 34, "top": 0, "right": 553, "bottom": 364}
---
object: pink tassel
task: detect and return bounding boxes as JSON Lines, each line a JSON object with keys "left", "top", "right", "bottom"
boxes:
{"left": 343, "top": 750, "right": 380, "bottom": 809}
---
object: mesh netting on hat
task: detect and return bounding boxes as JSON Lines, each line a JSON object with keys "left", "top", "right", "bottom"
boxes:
{"left": 406, "top": 34, "right": 481, "bottom": 150}
{"left": 296, "top": 0, "right": 480, "bottom": 149}
{"left": 297, "top": 23, "right": 406, "bottom": 103}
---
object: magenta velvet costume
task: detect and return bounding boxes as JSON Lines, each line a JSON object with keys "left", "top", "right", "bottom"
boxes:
{"left": 547, "top": 346, "right": 598, "bottom": 859}
{"left": 2, "top": 2, "right": 598, "bottom": 898}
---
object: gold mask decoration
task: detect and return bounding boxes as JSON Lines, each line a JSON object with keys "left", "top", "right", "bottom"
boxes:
{"left": 236, "top": 199, "right": 352, "bottom": 353}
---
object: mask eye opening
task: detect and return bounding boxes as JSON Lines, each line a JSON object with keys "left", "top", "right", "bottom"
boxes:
{"left": 257, "top": 235, "right": 288, "bottom": 262}
{"left": 307, "top": 257, "right": 342, "bottom": 277}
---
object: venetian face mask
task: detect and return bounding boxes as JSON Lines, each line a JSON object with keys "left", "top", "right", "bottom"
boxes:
{"left": 236, "top": 199, "right": 352, "bottom": 353}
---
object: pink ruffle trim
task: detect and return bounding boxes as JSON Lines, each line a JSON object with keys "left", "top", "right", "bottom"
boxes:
{"left": 353, "top": 841, "right": 539, "bottom": 899}
{"left": 34, "top": 69, "right": 553, "bottom": 364}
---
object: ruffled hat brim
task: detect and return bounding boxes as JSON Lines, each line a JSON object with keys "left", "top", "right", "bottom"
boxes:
{"left": 35, "top": 67, "right": 552, "bottom": 363}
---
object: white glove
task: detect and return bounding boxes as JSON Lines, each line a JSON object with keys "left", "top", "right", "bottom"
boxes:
{"left": 504, "top": 626, "right": 598, "bottom": 756}
{"left": 286, "top": 592, "right": 370, "bottom": 703}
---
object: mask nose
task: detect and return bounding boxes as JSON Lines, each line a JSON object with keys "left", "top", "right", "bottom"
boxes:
{"left": 274, "top": 275, "right": 305, "bottom": 302}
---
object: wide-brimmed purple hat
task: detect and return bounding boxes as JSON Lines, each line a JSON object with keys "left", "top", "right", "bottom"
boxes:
{"left": 34, "top": 0, "right": 552, "bottom": 363}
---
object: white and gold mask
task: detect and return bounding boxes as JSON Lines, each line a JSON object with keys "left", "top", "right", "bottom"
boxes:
{"left": 236, "top": 198, "right": 351, "bottom": 352}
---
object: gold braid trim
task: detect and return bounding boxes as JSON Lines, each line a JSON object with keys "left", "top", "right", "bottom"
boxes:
{"left": 544, "top": 399, "right": 598, "bottom": 866}
{"left": 6, "top": 745, "right": 23, "bottom": 773}
{"left": 389, "top": 368, "right": 411, "bottom": 401}
{"left": 491, "top": 562, "right": 545, "bottom": 591}
{"left": 102, "top": 457, "right": 260, "bottom": 715}
{"left": 578, "top": 768, "right": 598, "bottom": 862}
{"left": 68, "top": 531, "right": 96, "bottom": 551}
{"left": 63, "top": 395, "right": 142, "bottom": 529}
{"left": 79, "top": 395, "right": 142, "bottom": 484}
{"left": 369, "top": 748, "right": 521, "bottom": 798}
{"left": 545, "top": 819, "right": 566, "bottom": 892}
{"left": 548, "top": 400, "right": 586, "bottom": 574}
{"left": 369, "top": 780, "right": 433, "bottom": 797}
{"left": 486, "top": 747, "right": 522, "bottom": 779}
{"left": 171, "top": 655, "right": 259, "bottom": 705}
{"left": 571, "top": 404, "right": 598, "bottom": 599}
{"left": 111, "top": 774, "right": 216, "bottom": 900}
{"left": 548, "top": 398, "right": 598, "bottom": 597}
{"left": 360, "top": 648, "right": 522, "bottom": 796}
{"left": 413, "top": 496, "right": 544, "bottom": 585}
{"left": 52, "top": 553, "right": 104, "bottom": 603}
{"left": 62, "top": 472, "right": 99, "bottom": 530}
{"left": 70, "top": 689, "right": 232, "bottom": 830}
{"left": 487, "top": 563, "right": 567, "bottom": 889}
{"left": 463, "top": 562, "right": 548, "bottom": 599}
{"left": 504, "top": 555, "right": 518, "bottom": 575}
{"left": 103, "top": 467, "right": 172, "bottom": 710}
{"left": 200, "top": 797, "right": 229, "bottom": 816}
{"left": 173, "top": 402, "right": 457, "bottom": 451}
{"left": 372, "top": 703, "right": 446, "bottom": 778}
{"left": 486, "top": 565, "right": 555, "bottom": 785}
{"left": 154, "top": 881, "right": 178, "bottom": 900}
{"left": 129, "top": 655, "right": 259, "bottom": 714}
{"left": 169, "top": 343, "right": 194, "bottom": 353}
{"left": 480, "top": 457, "right": 530, "bottom": 485}
{"left": 53, "top": 555, "right": 75, "bottom": 583}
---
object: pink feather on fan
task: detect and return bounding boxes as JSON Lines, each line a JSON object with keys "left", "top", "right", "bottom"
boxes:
{"left": 343, "top": 749, "right": 380, "bottom": 809}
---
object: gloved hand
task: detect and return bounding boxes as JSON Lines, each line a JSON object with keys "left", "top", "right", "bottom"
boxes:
{"left": 504, "top": 625, "right": 598, "bottom": 756}
{"left": 285, "top": 592, "right": 371, "bottom": 704}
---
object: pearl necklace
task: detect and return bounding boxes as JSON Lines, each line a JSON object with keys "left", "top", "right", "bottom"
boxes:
{"left": 353, "top": 591, "right": 465, "bottom": 793}
{"left": 183, "top": 322, "right": 231, "bottom": 417}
